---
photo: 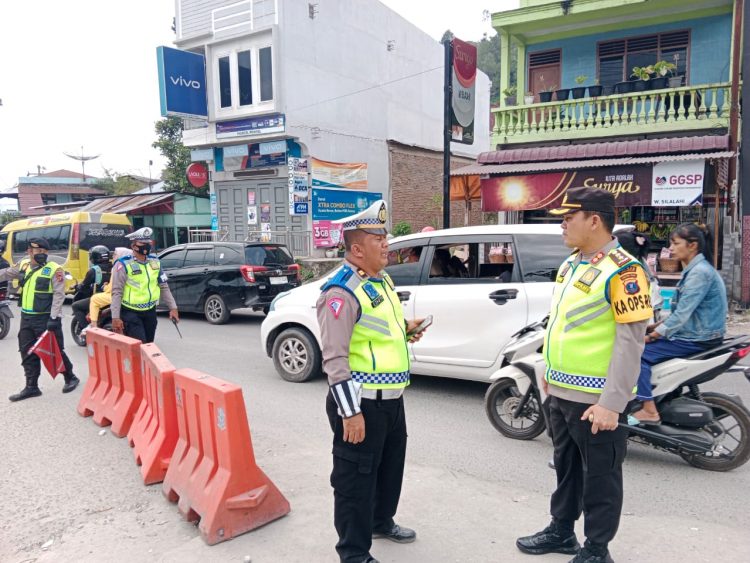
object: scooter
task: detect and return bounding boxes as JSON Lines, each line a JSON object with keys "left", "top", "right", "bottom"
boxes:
{"left": 71, "top": 306, "right": 113, "bottom": 347}
{"left": 484, "top": 318, "right": 750, "bottom": 472}
{"left": 0, "top": 288, "right": 13, "bottom": 340}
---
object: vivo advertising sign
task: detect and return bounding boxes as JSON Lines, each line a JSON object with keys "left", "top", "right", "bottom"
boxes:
{"left": 157, "top": 46, "right": 208, "bottom": 119}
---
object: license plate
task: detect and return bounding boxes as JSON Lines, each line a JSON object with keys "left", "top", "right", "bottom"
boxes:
{"left": 270, "top": 276, "right": 288, "bottom": 285}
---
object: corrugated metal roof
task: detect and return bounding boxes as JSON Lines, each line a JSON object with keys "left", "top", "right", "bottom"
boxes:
{"left": 81, "top": 193, "right": 173, "bottom": 214}
{"left": 452, "top": 151, "right": 735, "bottom": 176}
{"left": 477, "top": 135, "right": 730, "bottom": 165}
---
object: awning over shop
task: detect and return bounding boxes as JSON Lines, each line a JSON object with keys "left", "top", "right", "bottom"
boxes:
{"left": 81, "top": 193, "right": 174, "bottom": 214}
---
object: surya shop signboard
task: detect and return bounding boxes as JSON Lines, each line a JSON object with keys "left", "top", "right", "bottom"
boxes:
{"left": 481, "top": 166, "right": 654, "bottom": 212}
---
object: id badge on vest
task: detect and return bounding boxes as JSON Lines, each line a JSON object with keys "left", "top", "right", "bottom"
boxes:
{"left": 362, "top": 282, "right": 384, "bottom": 307}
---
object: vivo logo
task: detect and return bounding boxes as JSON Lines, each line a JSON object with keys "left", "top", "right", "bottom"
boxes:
{"left": 170, "top": 75, "right": 201, "bottom": 89}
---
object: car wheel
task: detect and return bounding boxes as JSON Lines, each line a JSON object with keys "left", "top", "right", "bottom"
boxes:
{"left": 272, "top": 327, "right": 321, "bottom": 383}
{"left": 204, "top": 294, "right": 231, "bottom": 325}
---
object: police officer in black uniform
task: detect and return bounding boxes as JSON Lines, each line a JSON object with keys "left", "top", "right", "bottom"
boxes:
{"left": 0, "top": 238, "right": 79, "bottom": 401}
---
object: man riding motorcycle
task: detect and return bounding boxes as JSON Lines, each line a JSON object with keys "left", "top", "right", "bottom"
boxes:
{"left": 71, "top": 246, "right": 112, "bottom": 333}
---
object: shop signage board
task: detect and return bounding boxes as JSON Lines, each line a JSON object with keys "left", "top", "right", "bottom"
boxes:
{"left": 450, "top": 38, "right": 477, "bottom": 145}
{"left": 481, "top": 166, "right": 653, "bottom": 212}
{"left": 311, "top": 188, "right": 383, "bottom": 248}
{"left": 190, "top": 148, "right": 214, "bottom": 162}
{"left": 156, "top": 46, "right": 208, "bottom": 118}
{"left": 215, "top": 113, "right": 285, "bottom": 138}
{"left": 186, "top": 162, "right": 208, "bottom": 188}
{"left": 651, "top": 160, "right": 705, "bottom": 206}
{"left": 311, "top": 158, "right": 368, "bottom": 190}
{"left": 288, "top": 157, "right": 309, "bottom": 215}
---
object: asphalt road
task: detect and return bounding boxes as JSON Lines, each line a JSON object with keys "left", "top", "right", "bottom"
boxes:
{"left": 1, "top": 305, "right": 749, "bottom": 562}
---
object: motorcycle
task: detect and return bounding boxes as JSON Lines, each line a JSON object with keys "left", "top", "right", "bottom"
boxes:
{"left": 0, "top": 288, "right": 13, "bottom": 340}
{"left": 71, "top": 306, "right": 113, "bottom": 347}
{"left": 484, "top": 318, "right": 750, "bottom": 472}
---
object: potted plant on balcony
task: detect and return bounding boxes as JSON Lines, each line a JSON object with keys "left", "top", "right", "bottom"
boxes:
{"left": 631, "top": 65, "right": 653, "bottom": 91}
{"left": 652, "top": 60, "right": 677, "bottom": 90}
{"left": 554, "top": 85, "right": 570, "bottom": 101}
{"left": 572, "top": 75, "right": 588, "bottom": 99}
{"left": 503, "top": 86, "right": 517, "bottom": 106}
{"left": 524, "top": 91, "right": 535, "bottom": 105}
{"left": 539, "top": 83, "right": 556, "bottom": 103}
{"left": 588, "top": 78, "right": 603, "bottom": 97}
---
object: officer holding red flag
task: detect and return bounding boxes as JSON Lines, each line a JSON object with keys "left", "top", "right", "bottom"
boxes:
{"left": 0, "top": 238, "right": 79, "bottom": 402}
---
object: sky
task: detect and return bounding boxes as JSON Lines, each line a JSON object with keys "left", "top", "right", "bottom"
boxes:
{"left": 0, "top": 0, "right": 518, "bottom": 208}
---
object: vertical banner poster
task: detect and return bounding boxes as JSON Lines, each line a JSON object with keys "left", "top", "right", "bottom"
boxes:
{"left": 288, "top": 157, "right": 309, "bottom": 215}
{"left": 450, "top": 38, "right": 477, "bottom": 145}
{"left": 311, "top": 158, "right": 368, "bottom": 190}
{"left": 247, "top": 206, "right": 258, "bottom": 225}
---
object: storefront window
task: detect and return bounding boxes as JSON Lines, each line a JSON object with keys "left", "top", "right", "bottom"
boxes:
{"left": 219, "top": 56, "right": 232, "bottom": 108}
{"left": 238, "top": 50, "right": 253, "bottom": 106}
{"left": 259, "top": 46, "right": 273, "bottom": 101}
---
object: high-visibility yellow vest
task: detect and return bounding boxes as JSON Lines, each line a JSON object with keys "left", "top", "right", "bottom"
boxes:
{"left": 121, "top": 257, "right": 161, "bottom": 311}
{"left": 323, "top": 265, "right": 410, "bottom": 390}
{"left": 544, "top": 247, "right": 641, "bottom": 394}
{"left": 21, "top": 260, "right": 61, "bottom": 315}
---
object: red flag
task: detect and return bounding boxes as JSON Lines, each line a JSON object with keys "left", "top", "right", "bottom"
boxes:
{"left": 28, "top": 330, "right": 66, "bottom": 379}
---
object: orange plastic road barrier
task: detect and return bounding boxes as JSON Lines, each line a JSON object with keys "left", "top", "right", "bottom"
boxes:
{"left": 76, "top": 327, "right": 143, "bottom": 437}
{"left": 127, "top": 344, "right": 178, "bottom": 485}
{"left": 162, "top": 368, "right": 290, "bottom": 545}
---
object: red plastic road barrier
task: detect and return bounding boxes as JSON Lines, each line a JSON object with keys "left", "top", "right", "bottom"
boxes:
{"left": 76, "top": 328, "right": 143, "bottom": 437}
{"left": 162, "top": 368, "right": 290, "bottom": 545}
{"left": 127, "top": 344, "right": 178, "bottom": 485}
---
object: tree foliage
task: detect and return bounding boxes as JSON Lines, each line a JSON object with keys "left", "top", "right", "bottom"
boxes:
{"left": 152, "top": 116, "right": 197, "bottom": 193}
{"left": 95, "top": 169, "right": 143, "bottom": 196}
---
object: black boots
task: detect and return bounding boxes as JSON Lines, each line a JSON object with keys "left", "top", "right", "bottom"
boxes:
{"left": 516, "top": 520, "right": 580, "bottom": 555}
{"left": 62, "top": 374, "right": 80, "bottom": 393}
{"left": 9, "top": 377, "right": 42, "bottom": 402}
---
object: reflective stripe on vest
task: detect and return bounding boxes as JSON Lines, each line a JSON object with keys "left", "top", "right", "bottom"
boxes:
{"left": 349, "top": 274, "right": 410, "bottom": 389}
{"left": 544, "top": 248, "right": 639, "bottom": 394}
{"left": 21, "top": 261, "right": 60, "bottom": 315}
{"left": 122, "top": 258, "right": 161, "bottom": 311}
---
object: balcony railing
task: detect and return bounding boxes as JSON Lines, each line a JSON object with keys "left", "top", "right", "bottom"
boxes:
{"left": 492, "top": 82, "right": 731, "bottom": 145}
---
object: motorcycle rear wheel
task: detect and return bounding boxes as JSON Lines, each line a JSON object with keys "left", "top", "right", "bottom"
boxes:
{"left": 680, "top": 392, "right": 750, "bottom": 472}
{"left": 484, "top": 378, "right": 546, "bottom": 440}
{"left": 71, "top": 319, "right": 87, "bottom": 347}
{"left": 0, "top": 315, "right": 9, "bottom": 340}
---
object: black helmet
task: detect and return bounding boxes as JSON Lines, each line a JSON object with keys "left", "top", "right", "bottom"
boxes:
{"left": 89, "top": 245, "right": 111, "bottom": 265}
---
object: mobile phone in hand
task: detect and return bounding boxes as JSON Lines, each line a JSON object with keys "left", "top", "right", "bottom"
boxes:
{"left": 408, "top": 315, "right": 433, "bottom": 336}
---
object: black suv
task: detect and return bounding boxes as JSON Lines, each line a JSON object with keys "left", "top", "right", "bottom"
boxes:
{"left": 158, "top": 242, "right": 300, "bottom": 324}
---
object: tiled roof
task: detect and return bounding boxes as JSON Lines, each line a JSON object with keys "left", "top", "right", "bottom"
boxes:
{"left": 477, "top": 135, "right": 730, "bottom": 165}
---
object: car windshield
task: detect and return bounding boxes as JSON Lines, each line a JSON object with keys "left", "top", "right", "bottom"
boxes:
{"left": 245, "top": 245, "right": 294, "bottom": 267}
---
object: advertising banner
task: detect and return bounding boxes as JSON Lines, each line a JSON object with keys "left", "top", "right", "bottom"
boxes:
{"left": 186, "top": 163, "right": 208, "bottom": 188}
{"left": 311, "top": 158, "right": 368, "bottom": 190}
{"left": 247, "top": 206, "right": 258, "bottom": 225}
{"left": 311, "top": 188, "right": 383, "bottom": 248}
{"left": 481, "top": 166, "right": 653, "bottom": 212}
{"left": 215, "top": 113, "right": 285, "bottom": 138}
{"left": 651, "top": 160, "right": 705, "bottom": 206}
{"left": 450, "top": 38, "right": 477, "bottom": 145}
{"left": 156, "top": 46, "right": 208, "bottom": 118}
{"left": 288, "top": 157, "right": 309, "bottom": 215}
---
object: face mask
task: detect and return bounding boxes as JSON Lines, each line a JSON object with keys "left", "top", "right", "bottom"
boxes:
{"left": 33, "top": 253, "right": 48, "bottom": 266}
{"left": 134, "top": 244, "right": 151, "bottom": 256}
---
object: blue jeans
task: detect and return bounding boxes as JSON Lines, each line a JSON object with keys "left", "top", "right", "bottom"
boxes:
{"left": 637, "top": 339, "right": 706, "bottom": 400}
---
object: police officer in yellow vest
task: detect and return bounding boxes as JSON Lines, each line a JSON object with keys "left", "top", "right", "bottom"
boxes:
{"left": 110, "top": 227, "right": 179, "bottom": 343}
{"left": 0, "top": 238, "right": 79, "bottom": 401}
{"left": 517, "top": 187, "right": 652, "bottom": 563}
{"left": 317, "top": 200, "right": 427, "bottom": 563}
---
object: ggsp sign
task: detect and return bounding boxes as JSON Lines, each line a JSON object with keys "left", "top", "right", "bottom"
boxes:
{"left": 157, "top": 46, "right": 208, "bottom": 119}
{"left": 652, "top": 160, "right": 706, "bottom": 206}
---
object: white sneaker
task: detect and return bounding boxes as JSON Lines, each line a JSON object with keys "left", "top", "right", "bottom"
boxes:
{"left": 80, "top": 324, "right": 93, "bottom": 336}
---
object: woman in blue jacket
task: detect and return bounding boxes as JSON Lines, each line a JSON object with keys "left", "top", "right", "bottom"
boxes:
{"left": 632, "top": 223, "right": 727, "bottom": 424}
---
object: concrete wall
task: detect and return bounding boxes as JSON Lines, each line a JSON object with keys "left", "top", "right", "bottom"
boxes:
{"left": 527, "top": 14, "right": 732, "bottom": 89}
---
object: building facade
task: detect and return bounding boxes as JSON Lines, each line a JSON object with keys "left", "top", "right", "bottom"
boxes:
{"left": 171, "top": 0, "right": 490, "bottom": 255}
{"left": 12, "top": 170, "right": 105, "bottom": 216}
{"left": 456, "top": 0, "right": 744, "bottom": 301}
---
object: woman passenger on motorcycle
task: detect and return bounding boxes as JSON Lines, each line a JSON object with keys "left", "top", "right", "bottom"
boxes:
{"left": 72, "top": 246, "right": 112, "bottom": 330}
{"left": 631, "top": 223, "right": 727, "bottom": 424}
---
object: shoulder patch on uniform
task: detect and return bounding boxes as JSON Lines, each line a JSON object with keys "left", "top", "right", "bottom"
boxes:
{"left": 608, "top": 248, "right": 631, "bottom": 267}
{"left": 618, "top": 266, "right": 640, "bottom": 295}
{"left": 42, "top": 266, "right": 51, "bottom": 275}
{"left": 590, "top": 251, "right": 606, "bottom": 265}
{"left": 327, "top": 297, "right": 344, "bottom": 319}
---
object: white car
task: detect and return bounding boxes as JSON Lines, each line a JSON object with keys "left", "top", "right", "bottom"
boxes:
{"left": 260, "top": 223, "right": 582, "bottom": 383}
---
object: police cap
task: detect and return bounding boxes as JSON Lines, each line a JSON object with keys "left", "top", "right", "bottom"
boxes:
{"left": 549, "top": 187, "right": 615, "bottom": 216}
{"left": 28, "top": 238, "right": 51, "bottom": 250}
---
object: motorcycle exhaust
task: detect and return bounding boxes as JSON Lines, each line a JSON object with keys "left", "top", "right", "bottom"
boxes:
{"left": 621, "top": 423, "right": 715, "bottom": 455}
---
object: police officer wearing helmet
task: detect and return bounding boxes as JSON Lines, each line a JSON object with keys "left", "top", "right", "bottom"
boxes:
{"left": 317, "top": 200, "right": 427, "bottom": 563}
{"left": 0, "top": 238, "right": 79, "bottom": 401}
{"left": 516, "top": 187, "right": 652, "bottom": 563}
{"left": 110, "top": 227, "right": 178, "bottom": 343}
{"left": 72, "top": 245, "right": 112, "bottom": 330}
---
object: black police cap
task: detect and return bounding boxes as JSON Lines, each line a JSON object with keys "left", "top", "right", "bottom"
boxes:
{"left": 549, "top": 186, "right": 616, "bottom": 216}
{"left": 28, "top": 238, "right": 51, "bottom": 250}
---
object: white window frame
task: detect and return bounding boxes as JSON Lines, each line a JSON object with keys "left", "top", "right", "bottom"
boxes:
{"left": 213, "top": 38, "right": 275, "bottom": 119}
